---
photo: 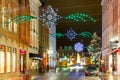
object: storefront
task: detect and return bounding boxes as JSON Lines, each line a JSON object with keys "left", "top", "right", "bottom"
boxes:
{"left": 106, "top": 48, "right": 120, "bottom": 75}
{"left": 19, "top": 49, "right": 26, "bottom": 74}
{"left": 29, "top": 53, "right": 40, "bottom": 72}
{"left": 0, "top": 45, "right": 17, "bottom": 74}
{"left": 108, "top": 54, "right": 112, "bottom": 74}
{"left": 6, "top": 46, "right": 11, "bottom": 73}
{"left": 0, "top": 45, "right": 5, "bottom": 73}
{"left": 12, "top": 48, "right": 17, "bottom": 72}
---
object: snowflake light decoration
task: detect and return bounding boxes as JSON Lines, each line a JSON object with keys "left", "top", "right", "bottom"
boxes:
{"left": 65, "top": 28, "right": 78, "bottom": 41}
{"left": 74, "top": 42, "right": 84, "bottom": 52}
{"left": 39, "top": 5, "right": 62, "bottom": 28}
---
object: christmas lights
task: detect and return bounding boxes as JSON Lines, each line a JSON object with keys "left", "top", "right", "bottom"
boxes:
{"left": 65, "top": 28, "right": 78, "bottom": 41}
{"left": 74, "top": 42, "right": 84, "bottom": 52}
{"left": 78, "top": 32, "right": 93, "bottom": 38}
{"left": 39, "top": 5, "right": 62, "bottom": 28}
{"left": 10, "top": 15, "right": 36, "bottom": 24}
{"left": 65, "top": 13, "right": 96, "bottom": 22}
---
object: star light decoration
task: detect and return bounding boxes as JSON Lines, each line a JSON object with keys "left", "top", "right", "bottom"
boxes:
{"left": 65, "top": 28, "right": 78, "bottom": 41}
{"left": 39, "top": 5, "right": 62, "bottom": 28}
{"left": 50, "top": 30, "right": 93, "bottom": 41}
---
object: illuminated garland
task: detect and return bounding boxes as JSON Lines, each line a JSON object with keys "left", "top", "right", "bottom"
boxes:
{"left": 50, "top": 33, "right": 64, "bottom": 38}
{"left": 0, "top": 15, "right": 36, "bottom": 24}
{"left": 10, "top": 15, "right": 36, "bottom": 24}
{"left": 50, "top": 30, "right": 93, "bottom": 41}
{"left": 86, "top": 46, "right": 97, "bottom": 51}
{"left": 65, "top": 13, "right": 96, "bottom": 22}
{"left": 64, "top": 46, "right": 73, "bottom": 50}
{"left": 78, "top": 32, "right": 93, "bottom": 38}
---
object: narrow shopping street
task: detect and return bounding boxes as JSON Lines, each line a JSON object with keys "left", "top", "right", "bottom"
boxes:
{"left": 4, "top": 71, "right": 120, "bottom": 80}
{"left": 2, "top": 69, "right": 120, "bottom": 80}
{"left": 1, "top": 70, "right": 120, "bottom": 80}
{"left": 3, "top": 70, "right": 101, "bottom": 80}
{"left": 1, "top": 0, "right": 120, "bottom": 80}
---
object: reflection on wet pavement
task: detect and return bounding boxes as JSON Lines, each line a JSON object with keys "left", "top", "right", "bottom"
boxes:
{"left": 4, "top": 71, "right": 101, "bottom": 80}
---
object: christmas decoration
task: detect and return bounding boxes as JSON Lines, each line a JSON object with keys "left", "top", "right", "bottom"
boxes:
{"left": 64, "top": 46, "right": 73, "bottom": 50}
{"left": 50, "top": 33, "right": 64, "bottom": 38}
{"left": 65, "top": 28, "right": 78, "bottom": 41}
{"left": 39, "top": 5, "right": 62, "bottom": 28}
{"left": 50, "top": 29, "right": 93, "bottom": 41}
{"left": 65, "top": 13, "right": 96, "bottom": 22}
{"left": 87, "top": 32, "right": 101, "bottom": 53}
{"left": 78, "top": 32, "right": 93, "bottom": 38}
{"left": 3, "top": 15, "right": 36, "bottom": 24}
{"left": 74, "top": 42, "right": 84, "bottom": 52}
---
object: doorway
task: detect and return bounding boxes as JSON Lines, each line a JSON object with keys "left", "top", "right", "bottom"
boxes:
{"left": 20, "top": 54, "right": 26, "bottom": 74}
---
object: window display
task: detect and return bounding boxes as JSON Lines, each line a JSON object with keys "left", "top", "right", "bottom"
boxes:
{"left": 0, "top": 51, "right": 5, "bottom": 73}
{"left": 12, "top": 52, "right": 16, "bottom": 72}
{"left": 12, "top": 48, "right": 17, "bottom": 72}
{"left": 20, "top": 55, "right": 23, "bottom": 71}
{"left": 6, "top": 52, "right": 11, "bottom": 72}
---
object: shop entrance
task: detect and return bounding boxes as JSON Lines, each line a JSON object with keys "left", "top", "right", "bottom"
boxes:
{"left": 19, "top": 50, "right": 26, "bottom": 74}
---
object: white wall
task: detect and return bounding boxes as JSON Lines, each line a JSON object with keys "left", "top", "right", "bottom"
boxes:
{"left": 49, "top": 25, "right": 56, "bottom": 67}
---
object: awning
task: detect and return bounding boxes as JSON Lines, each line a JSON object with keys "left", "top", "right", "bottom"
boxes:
{"left": 29, "top": 53, "right": 42, "bottom": 60}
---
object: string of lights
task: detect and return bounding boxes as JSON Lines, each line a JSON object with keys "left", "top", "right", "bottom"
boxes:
{"left": 50, "top": 28, "right": 93, "bottom": 41}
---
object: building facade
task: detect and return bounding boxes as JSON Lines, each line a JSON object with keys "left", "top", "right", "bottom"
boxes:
{"left": 40, "top": 24, "right": 49, "bottom": 71}
{"left": 102, "top": 0, "right": 120, "bottom": 75}
{"left": 0, "top": 0, "right": 38, "bottom": 79}
{"left": 29, "top": 0, "right": 41, "bottom": 73}
{"left": 48, "top": 26, "right": 57, "bottom": 67}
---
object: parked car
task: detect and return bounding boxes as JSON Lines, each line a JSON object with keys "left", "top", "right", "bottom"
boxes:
{"left": 85, "top": 65, "right": 99, "bottom": 76}
{"left": 70, "top": 63, "right": 86, "bottom": 72}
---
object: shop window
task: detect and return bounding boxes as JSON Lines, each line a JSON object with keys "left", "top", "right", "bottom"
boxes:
{"left": 31, "top": 60, "right": 39, "bottom": 70}
{"left": 12, "top": 48, "right": 17, "bottom": 72}
{"left": 6, "top": 46, "right": 11, "bottom": 73}
{"left": 0, "top": 45, "right": 5, "bottom": 73}
{"left": 20, "top": 55, "right": 23, "bottom": 71}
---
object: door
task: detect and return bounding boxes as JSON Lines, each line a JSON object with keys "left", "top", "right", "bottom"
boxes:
{"left": 20, "top": 54, "right": 26, "bottom": 74}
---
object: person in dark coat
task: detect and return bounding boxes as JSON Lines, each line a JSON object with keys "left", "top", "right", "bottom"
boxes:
{"left": 47, "top": 64, "right": 49, "bottom": 72}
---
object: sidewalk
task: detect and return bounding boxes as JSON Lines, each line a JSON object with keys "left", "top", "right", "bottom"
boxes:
{"left": 1, "top": 69, "right": 54, "bottom": 80}
{"left": 99, "top": 72, "right": 120, "bottom": 80}
{"left": 1, "top": 74, "right": 40, "bottom": 80}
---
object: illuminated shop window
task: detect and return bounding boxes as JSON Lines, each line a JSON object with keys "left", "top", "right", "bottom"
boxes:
{"left": 20, "top": 55, "right": 23, "bottom": 71}
{"left": 6, "top": 47, "right": 11, "bottom": 72}
{"left": 12, "top": 48, "right": 17, "bottom": 72}
{"left": 0, "top": 46, "right": 5, "bottom": 73}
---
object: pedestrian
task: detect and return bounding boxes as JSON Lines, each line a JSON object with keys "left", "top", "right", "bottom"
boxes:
{"left": 47, "top": 64, "right": 49, "bottom": 72}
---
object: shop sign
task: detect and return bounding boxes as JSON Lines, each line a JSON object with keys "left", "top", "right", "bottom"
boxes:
{"left": 19, "top": 49, "right": 25, "bottom": 55}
